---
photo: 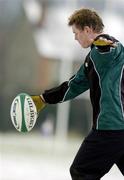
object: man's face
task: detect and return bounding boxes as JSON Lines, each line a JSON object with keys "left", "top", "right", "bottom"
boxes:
{"left": 72, "top": 24, "right": 93, "bottom": 48}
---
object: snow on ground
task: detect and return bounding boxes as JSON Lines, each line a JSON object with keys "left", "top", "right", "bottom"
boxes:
{"left": 0, "top": 133, "right": 124, "bottom": 180}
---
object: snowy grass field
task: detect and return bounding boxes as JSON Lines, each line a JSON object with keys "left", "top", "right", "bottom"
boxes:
{"left": 0, "top": 132, "right": 124, "bottom": 180}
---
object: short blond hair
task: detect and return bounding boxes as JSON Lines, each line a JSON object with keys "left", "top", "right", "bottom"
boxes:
{"left": 68, "top": 8, "right": 104, "bottom": 33}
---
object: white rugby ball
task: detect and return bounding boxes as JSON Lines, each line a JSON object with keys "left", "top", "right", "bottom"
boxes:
{"left": 10, "top": 93, "right": 37, "bottom": 132}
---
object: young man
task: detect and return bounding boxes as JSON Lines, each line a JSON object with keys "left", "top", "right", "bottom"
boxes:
{"left": 32, "top": 8, "right": 124, "bottom": 179}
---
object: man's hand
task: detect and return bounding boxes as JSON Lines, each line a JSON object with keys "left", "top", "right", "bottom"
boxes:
{"left": 31, "top": 95, "right": 46, "bottom": 113}
{"left": 93, "top": 37, "right": 117, "bottom": 47}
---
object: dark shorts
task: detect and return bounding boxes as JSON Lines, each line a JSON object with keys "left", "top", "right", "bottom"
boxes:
{"left": 70, "top": 129, "right": 124, "bottom": 180}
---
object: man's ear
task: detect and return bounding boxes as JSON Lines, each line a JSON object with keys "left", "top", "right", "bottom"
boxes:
{"left": 83, "top": 26, "right": 92, "bottom": 33}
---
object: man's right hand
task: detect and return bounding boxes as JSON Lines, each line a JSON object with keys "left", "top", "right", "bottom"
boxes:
{"left": 31, "top": 95, "right": 46, "bottom": 113}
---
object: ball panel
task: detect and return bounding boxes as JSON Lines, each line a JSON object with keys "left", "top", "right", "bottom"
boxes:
{"left": 19, "top": 93, "right": 28, "bottom": 132}
{"left": 10, "top": 96, "right": 22, "bottom": 132}
{"left": 24, "top": 95, "right": 37, "bottom": 131}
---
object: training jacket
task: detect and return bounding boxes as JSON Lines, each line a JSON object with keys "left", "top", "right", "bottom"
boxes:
{"left": 42, "top": 34, "right": 124, "bottom": 130}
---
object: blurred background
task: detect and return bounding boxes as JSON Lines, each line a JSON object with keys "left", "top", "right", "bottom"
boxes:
{"left": 0, "top": 0, "right": 124, "bottom": 179}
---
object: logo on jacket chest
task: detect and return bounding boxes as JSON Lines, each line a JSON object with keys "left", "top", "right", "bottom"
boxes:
{"left": 85, "top": 62, "right": 88, "bottom": 67}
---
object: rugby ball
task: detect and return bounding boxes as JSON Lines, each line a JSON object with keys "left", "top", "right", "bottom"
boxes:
{"left": 10, "top": 93, "right": 37, "bottom": 132}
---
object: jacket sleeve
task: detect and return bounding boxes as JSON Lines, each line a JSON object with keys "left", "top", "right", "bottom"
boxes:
{"left": 91, "top": 34, "right": 121, "bottom": 66}
{"left": 42, "top": 64, "right": 89, "bottom": 104}
{"left": 93, "top": 34, "right": 118, "bottom": 53}
{"left": 91, "top": 42, "right": 122, "bottom": 67}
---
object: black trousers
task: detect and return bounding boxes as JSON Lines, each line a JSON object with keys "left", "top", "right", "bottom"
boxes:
{"left": 70, "top": 129, "right": 124, "bottom": 180}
